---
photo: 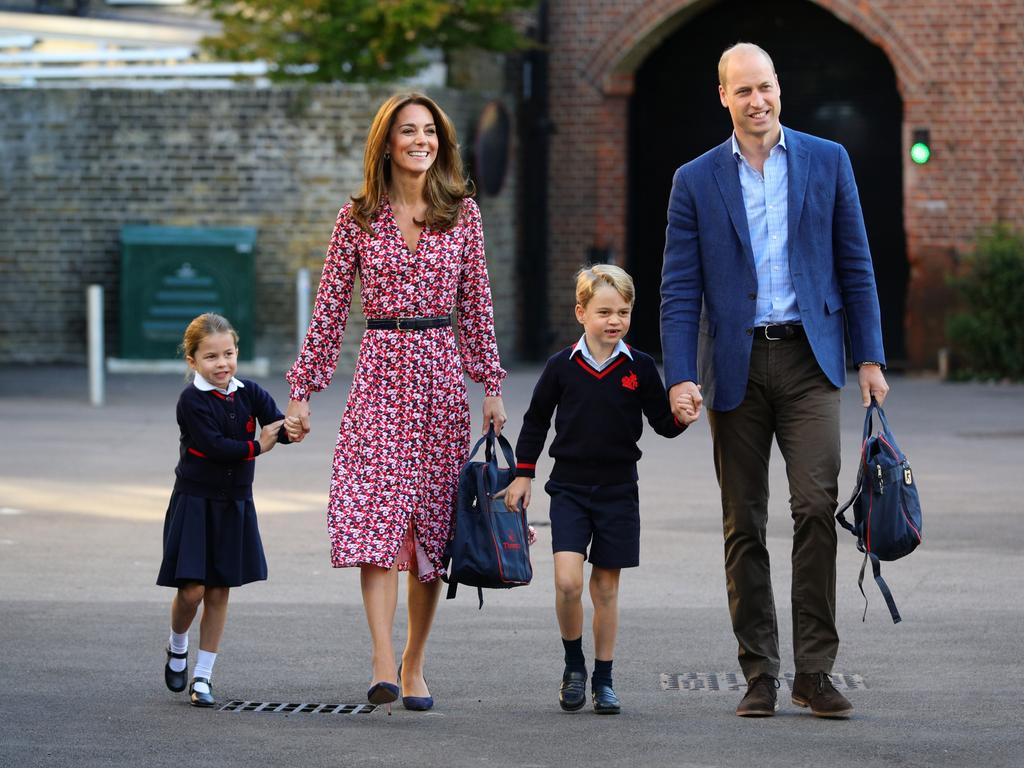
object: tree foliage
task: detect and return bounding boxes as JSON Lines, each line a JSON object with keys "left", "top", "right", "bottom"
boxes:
{"left": 194, "top": 0, "right": 536, "bottom": 82}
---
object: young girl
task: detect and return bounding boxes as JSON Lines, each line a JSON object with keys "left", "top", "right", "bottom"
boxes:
{"left": 156, "top": 313, "right": 288, "bottom": 707}
{"left": 502, "top": 265, "right": 697, "bottom": 714}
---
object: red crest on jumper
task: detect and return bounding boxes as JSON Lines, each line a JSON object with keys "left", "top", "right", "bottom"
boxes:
{"left": 621, "top": 371, "right": 639, "bottom": 391}
{"left": 246, "top": 416, "right": 255, "bottom": 434}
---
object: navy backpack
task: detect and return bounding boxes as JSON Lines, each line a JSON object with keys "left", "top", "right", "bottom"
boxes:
{"left": 444, "top": 427, "right": 533, "bottom": 608}
{"left": 836, "top": 398, "right": 923, "bottom": 624}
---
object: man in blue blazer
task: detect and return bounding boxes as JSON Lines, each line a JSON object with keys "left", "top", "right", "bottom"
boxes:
{"left": 660, "top": 42, "right": 890, "bottom": 719}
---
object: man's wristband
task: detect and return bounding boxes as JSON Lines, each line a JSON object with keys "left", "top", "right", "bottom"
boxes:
{"left": 857, "top": 361, "right": 884, "bottom": 369}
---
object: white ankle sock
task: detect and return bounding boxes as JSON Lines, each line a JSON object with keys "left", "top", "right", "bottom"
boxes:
{"left": 168, "top": 631, "right": 188, "bottom": 672}
{"left": 193, "top": 650, "right": 217, "bottom": 693}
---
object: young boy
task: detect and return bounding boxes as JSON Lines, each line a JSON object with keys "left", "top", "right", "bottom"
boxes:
{"left": 502, "top": 264, "right": 697, "bottom": 714}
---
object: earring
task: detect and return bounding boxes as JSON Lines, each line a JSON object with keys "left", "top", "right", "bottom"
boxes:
{"left": 384, "top": 151, "right": 390, "bottom": 160}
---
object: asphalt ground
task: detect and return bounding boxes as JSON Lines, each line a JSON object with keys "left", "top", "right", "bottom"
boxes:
{"left": 1, "top": 364, "right": 1022, "bottom": 768}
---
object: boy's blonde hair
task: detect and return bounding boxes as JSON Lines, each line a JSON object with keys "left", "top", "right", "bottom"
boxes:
{"left": 575, "top": 264, "right": 635, "bottom": 308}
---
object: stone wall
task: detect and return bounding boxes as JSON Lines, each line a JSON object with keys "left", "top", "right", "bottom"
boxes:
{"left": 0, "top": 85, "right": 518, "bottom": 373}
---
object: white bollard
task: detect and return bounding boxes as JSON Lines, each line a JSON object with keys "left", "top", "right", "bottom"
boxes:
{"left": 296, "top": 267, "right": 311, "bottom": 350}
{"left": 87, "top": 284, "right": 104, "bottom": 406}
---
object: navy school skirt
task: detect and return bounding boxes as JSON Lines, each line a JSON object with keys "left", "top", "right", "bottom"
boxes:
{"left": 156, "top": 491, "right": 268, "bottom": 588}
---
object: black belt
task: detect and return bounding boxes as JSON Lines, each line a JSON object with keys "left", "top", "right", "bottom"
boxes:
{"left": 755, "top": 324, "right": 804, "bottom": 341}
{"left": 365, "top": 316, "right": 451, "bottom": 331}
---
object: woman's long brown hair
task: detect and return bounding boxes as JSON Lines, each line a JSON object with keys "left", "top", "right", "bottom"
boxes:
{"left": 350, "top": 92, "right": 474, "bottom": 233}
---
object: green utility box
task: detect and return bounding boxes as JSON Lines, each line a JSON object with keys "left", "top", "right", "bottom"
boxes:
{"left": 119, "top": 226, "right": 257, "bottom": 360}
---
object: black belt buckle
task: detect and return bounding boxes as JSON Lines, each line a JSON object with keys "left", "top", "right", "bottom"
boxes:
{"left": 763, "top": 324, "right": 797, "bottom": 341}
{"left": 395, "top": 318, "right": 413, "bottom": 331}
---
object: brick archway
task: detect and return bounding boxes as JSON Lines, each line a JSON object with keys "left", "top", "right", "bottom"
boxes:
{"left": 583, "top": 0, "right": 926, "bottom": 261}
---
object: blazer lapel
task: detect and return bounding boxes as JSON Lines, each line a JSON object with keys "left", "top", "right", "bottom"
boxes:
{"left": 787, "top": 130, "right": 811, "bottom": 247}
{"left": 712, "top": 139, "right": 756, "bottom": 276}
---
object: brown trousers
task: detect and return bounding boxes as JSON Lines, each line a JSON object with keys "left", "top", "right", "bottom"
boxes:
{"left": 707, "top": 332, "right": 841, "bottom": 680}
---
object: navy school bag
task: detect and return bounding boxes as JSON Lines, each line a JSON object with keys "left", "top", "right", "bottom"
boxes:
{"left": 444, "top": 426, "right": 533, "bottom": 608}
{"left": 835, "top": 398, "right": 923, "bottom": 624}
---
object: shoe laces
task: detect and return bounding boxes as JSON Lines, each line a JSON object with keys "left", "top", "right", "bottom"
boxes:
{"left": 813, "top": 672, "right": 835, "bottom": 694}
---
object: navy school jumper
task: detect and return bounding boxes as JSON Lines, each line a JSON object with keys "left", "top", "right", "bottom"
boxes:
{"left": 514, "top": 345, "right": 686, "bottom": 487}
{"left": 173, "top": 380, "right": 291, "bottom": 501}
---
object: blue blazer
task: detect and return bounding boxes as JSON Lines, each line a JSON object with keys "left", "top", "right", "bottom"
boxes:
{"left": 660, "top": 128, "right": 886, "bottom": 412}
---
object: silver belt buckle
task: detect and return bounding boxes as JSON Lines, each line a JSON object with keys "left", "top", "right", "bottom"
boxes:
{"left": 764, "top": 325, "right": 784, "bottom": 341}
{"left": 396, "top": 318, "right": 412, "bottom": 331}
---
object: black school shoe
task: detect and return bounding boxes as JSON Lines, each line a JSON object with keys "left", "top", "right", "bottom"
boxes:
{"left": 559, "top": 670, "right": 587, "bottom": 712}
{"left": 164, "top": 646, "right": 188, "bottom": 693}
{"left": 189, "top": 677, "right": 215, "bottom": 708}
{"left": 592, "top": 684, "right": 621, "bottom": 715}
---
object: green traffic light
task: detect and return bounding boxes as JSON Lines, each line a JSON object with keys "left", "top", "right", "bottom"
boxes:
{"left": 910, "top": 142, "right": 931, "bottom": 164}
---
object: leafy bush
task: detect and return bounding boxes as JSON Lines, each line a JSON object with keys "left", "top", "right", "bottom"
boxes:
{"left": 947, "top": 224, "right": 1024, "bottom": 380}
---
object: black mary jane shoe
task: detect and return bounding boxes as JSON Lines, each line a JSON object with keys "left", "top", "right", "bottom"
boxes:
{"left": 559, "top": 670, "right": 588, "bottom": 712}
{"left": 189, "top": 677, "right": 215, "bottom": 708}
{"left": 592, "top": 684, "right": 622, "bottom": 715}
{"left": 164, "top": 646, "right": 188, "bottom": 693}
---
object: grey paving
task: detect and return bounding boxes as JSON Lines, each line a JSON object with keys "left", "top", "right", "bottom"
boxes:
{"left": 1, "top": 366, "right": 1022, "bottom": 768}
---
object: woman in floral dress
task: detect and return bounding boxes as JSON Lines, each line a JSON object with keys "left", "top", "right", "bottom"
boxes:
{"left": 284, "top": 93, "right": 506, "bottom": 711}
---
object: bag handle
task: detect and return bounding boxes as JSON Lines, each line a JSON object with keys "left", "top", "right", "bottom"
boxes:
{"left": 483, "top": 426, "right": 516, "bottom": 496}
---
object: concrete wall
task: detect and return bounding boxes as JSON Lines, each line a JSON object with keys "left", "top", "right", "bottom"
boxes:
{"left": 0, "top": 85, "right": 518, "bottom": 372}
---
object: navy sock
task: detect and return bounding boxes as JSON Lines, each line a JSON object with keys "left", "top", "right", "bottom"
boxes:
{"left": 562, "top": 636, "right": 586, "bottom": 674}
{"left": 592, "top": 658, "right": 613, "bottom": 689}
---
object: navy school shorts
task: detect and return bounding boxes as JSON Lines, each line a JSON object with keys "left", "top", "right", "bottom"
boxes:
{"left": 544, "top": 479, "right": 640, "bottom": 569}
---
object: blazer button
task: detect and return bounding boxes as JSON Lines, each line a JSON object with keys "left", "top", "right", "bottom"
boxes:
{"left": 748, "top": 293, "right": 757, "bottom": 300}
{"left": 746, "top": 328, "right": 753, "bottom": 336}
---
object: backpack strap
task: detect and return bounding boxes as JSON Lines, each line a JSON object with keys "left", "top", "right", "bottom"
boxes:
{"left": 858, "top": 552, "right": 902, "bottom": 624}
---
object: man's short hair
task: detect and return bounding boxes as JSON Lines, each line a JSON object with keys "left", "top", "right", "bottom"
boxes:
{"left": 718, "top": 42, "right": 776, "bottom": 87}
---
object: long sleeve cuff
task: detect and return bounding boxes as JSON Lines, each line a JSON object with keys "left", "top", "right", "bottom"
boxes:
{"left": 288, "top": 384, "right": 312, "bottom": 402}
{"left": 484, "top": 377, "right": 503, "bottom": 398}
{"left": 515, "top": 462, "right": 537, "bottom": 478}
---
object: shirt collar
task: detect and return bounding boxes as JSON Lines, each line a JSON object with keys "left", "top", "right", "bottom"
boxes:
{"left": 193, "top": 373, "right": 244, "bottom": 395}
{"left": 731, "top": 125, "right": 787, "bottom": 161}
{"left": 571, "top": 334, "right": 632, "bottom": 366}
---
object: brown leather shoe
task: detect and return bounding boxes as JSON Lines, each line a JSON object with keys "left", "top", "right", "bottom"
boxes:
{"left": 736, "top": 674, "right": 779, "bottom": 717}
{"left": 791, "top": 672, "right": 853, "bottom": 718}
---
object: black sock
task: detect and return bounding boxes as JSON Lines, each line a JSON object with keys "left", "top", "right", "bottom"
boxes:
{"left": 592, "top": 658, "right": 613, "bottom": 689}
{"left": 562, "top": 636, "right": 586, "bottom": 674}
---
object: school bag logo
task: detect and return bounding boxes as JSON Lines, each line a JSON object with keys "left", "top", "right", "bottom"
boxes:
{"left": 621, "top": 371, "right": 639, "bottom": 391}
{"left": 835, "top": 399, "right": 922, "bottom": 624}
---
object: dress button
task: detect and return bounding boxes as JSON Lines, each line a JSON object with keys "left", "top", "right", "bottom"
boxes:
{"left": 229, "top": 413, "right": 236, "bottom": 420}
{"left": 227, "top": 470, "right": 233, "bottom": 477}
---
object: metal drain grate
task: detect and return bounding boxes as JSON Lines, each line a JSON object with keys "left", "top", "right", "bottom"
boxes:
{"left": 660, "top": 672, "right": 866, "bottom": 692}
{"left": 219, "top": 701, "right": 377, "bottom": 714}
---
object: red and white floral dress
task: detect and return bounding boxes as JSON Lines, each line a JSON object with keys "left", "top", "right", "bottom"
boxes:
{"left": 286, "top": 197, "right": 505, "bottom": 582}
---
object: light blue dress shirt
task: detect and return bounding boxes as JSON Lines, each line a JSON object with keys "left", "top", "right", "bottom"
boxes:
{"left": 732, "top": 127, "right": 800, "bottom": 325}
{"left": 572, "top": 334, "right": 632, "bottom": 371}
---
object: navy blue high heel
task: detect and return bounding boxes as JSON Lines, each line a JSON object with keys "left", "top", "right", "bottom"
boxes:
{"left": 367, "top": 681, "right": 399, "bottom": 715}
{"left": 398, "top": 663, "right": 434, "bottom": 711}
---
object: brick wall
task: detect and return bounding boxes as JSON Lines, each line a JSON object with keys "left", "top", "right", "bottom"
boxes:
{"left": 0, "top": 85, "right": 518, "bottom": 373}
{"left": 544, "top": 0, "right": 1024, "bottom": 367}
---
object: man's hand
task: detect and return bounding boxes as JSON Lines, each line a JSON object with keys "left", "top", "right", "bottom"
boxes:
{"left": 285, "top": 399, "right": 311, "bottom": 442}
{"left": 858, "top": 364, "right": 889, "bottom": 407}
{"left": 670, "top": 381, "right": 703, "bottom": 423}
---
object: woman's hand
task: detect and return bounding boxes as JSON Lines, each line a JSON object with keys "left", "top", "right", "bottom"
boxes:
{"left": 285, "top": 399, "right": 311, "bottom": 443}
{"left": 482, "top": 395, "right": 507, "bottom": 436}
